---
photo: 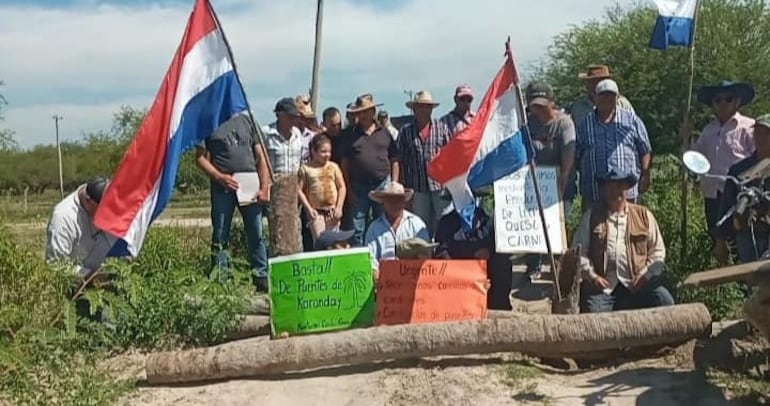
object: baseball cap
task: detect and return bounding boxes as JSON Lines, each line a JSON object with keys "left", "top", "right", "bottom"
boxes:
{"left": 526, "top": 82, "right": 555, "bottom": 107}
{"left": 314, "top": 229, "right": 355, "bottom": 251}
{"left": 754, "top": 114, "right": 770, "bottom": 130}
{"left": 455, "top": 85, "right": 473, "bottom": 98}
{"left": 274, "top": 97, "right": 301, "bottom": 116}
{"left": 85, "top": 176, "right": 110, "bottom": 203}
{"left": 595, "top": 79, "right": 620, "bottom": 95}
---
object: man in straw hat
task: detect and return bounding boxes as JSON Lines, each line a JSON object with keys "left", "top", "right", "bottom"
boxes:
{"left": 688, "top": 80, "right": 756, "bottom": 265}
{"left": 393, "top": 90, "right": 454, "bottom": 236}
{"left": 569, "top": 64, "right": 635, "bottom": 126}
{"left": 572, "top": 169, "right": 674, "bottom": 313}
{"left": 364, "top": 181, "right": 429, "bottom": 279}
{"left": 341, "top": 93, "right": 398, "bottom": 247}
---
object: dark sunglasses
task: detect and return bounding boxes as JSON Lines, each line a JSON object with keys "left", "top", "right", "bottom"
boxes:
{"left": 458, "top": 96, "right": 473, "bottom": 102}
{"left": 713, "top": 95, "right": 735, "bottom": 105}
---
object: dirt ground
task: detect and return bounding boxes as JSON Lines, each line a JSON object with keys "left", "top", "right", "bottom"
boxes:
{"left": 116, "top": 266, "right": 757, "bottom": 406}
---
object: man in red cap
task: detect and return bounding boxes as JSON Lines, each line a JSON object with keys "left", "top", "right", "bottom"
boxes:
{"left": 441, "top": 85, "right": 476, "bottom": 136}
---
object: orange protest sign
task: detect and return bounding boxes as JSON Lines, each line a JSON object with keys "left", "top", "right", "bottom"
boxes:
{"left": 375, "top": 259, "right": 488, "bottom": 326}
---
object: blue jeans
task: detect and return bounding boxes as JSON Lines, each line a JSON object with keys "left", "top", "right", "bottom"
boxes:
{"left": 350, "top": 176, "right": 390, "bottom": 247}
{"left": 581, "top": 276, "right": 675, "bottom": 313}
{"left": 210, "top": 182, "right": 268, "bottom": 278}
{"left": 525, "top": 198, "right": 574, "bottom": 272}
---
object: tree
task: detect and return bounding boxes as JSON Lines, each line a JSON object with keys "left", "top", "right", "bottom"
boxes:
{"left": 0, "top": 81, "right": 18, "bottom": 152}
{"left": 535, "top": 0, "right": 770, "bottom": 154}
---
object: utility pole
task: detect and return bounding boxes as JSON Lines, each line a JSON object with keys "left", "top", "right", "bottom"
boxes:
{"left": 403, "top": 89, "right": 414, "bottom": 113}
{"left": 309, "top": 0, "right": 324, "bottom": 113}
{"left": 53, "top": 114, "right": 64, "bottom": 199}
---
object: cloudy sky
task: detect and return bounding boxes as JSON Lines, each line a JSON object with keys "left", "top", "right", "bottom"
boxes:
{"left": 0, "top": 0, "right": 635, "bottom": 148}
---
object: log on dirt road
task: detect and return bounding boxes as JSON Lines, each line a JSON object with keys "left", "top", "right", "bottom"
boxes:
{"left": 146, "top": 303, "right": 711, "bottom": 385}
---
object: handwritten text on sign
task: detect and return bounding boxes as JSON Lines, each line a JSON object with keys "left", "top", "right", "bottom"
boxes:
{"left": 269, "top": 248, "right": 374, "bottom": 337}
{"left": 493, "top": 166, "right": 566, "bottom": 254}
{"left": 375, "top": 259, "right": 487, "bottom": 326}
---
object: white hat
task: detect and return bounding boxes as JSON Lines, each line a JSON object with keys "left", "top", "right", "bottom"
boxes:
{"left": 595, "top": 79, "right": 619, "bottom": 95}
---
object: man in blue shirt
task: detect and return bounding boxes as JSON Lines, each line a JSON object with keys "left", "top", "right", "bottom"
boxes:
{"left": 575, "top": 79, "right": 652, "bottom": 212}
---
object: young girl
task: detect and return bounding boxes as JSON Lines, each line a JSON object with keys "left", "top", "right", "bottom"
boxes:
{"left": 298, "top": 133, "right": 347, "bottom": 241}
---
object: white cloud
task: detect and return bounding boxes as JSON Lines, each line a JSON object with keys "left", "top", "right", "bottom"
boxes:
{"left": 1, "top": 0, "right": 630, "bottom": 147}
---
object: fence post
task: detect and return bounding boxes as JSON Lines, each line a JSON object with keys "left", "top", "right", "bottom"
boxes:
{"left": 23, "top": 186, "right": 29, "bottom": 214}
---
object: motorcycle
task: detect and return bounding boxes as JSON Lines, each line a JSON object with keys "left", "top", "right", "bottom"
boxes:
{"left": 682, "top": 150, "right": 770, "bottom": 261}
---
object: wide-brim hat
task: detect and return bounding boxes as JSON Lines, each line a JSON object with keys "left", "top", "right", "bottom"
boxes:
{"left": 406, "top": 90, "right": 440, "bottom": 109}
{"left": 347, "top": 93, "right": 384, "bottom": 113}
{"left": 596, "top": 169, "right": 638, "bottom": 188}
{"left": 294, "top": 95, "right": 316, "bottom": 118}
{"left": 368, "top": 181, "right": 414, "bottom": 203}
{"left": 697, "top": 80, "right": 755, "bottom": 107}
{"left": 314, "top": 229, "right": 354, "bottom": 250}
{"left": 578, "top": 64, "right": 612, "bottom": 80}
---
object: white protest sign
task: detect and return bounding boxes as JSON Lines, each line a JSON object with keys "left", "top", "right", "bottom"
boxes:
{"left": 492, "top": 166, "right": 566, "bottom": 254}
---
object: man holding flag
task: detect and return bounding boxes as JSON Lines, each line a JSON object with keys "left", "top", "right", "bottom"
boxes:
{"left": 93, "top": 0, "right": 266, "bottom": 285}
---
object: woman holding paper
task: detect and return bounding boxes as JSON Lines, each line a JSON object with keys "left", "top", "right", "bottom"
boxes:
{"left": 298, "top": 134, "right": 347, "bottom": 241}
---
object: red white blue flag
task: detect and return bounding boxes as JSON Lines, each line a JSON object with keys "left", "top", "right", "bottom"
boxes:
{"left": 94, "top": 0, "right": 248, "bottom": 255}
{"left": 428, "top": 42, "right": 529, "bottom": 230}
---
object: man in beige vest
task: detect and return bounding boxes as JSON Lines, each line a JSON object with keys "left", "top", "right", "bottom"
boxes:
{"left": 572, "top": 169, "right": 674, "bottom": 313}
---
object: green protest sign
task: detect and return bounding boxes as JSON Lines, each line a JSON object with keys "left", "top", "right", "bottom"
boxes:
{"left": 269, "top": 247, "right": 375, "bottom": 337}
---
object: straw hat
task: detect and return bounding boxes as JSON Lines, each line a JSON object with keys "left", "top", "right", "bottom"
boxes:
{"left": 294, "top": 95, "right": 316, "bottom": 118}
{"left": 368, "top": 181, "right": 414, "bottom": 203}
{"left": 578, "top": 64, "right": 612, "bottom": 81}
{"left": 406, "top": 90, "right": 440, "bottom": 109}
{"left": 347, "top": 93, "right": 383, "bottom": 113}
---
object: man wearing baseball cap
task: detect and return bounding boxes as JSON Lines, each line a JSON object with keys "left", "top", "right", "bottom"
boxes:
{"left": 716, "top": 114, "right": 770, "bottom": 264}
{"left": 441, "top": 85, "right": 476, "bottom": 136}
{"left": 575, "top": 79, "right": 652, "bottom": 212}
{"left": 524, "top": 81, "right": 577, "bottom": 281}
{"left": 45, "top": 176, "right": 119, "bottom": 278}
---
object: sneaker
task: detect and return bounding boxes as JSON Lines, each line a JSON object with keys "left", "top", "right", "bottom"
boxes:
{"left": 526, "top": 268, "right": 542, "bottom": 282}
{"left": 255, "top": 276, "right": 269, "bottom": 293}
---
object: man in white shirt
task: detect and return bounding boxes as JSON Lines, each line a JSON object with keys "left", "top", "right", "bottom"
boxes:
{"left": 572, "top": 170, "right": 674, "bottom": 313}
{"left": 45, "top": 177, "right": 118, "bottom": 278}
{"left": 364, "top": 181, "right": 430, "bottom": 279}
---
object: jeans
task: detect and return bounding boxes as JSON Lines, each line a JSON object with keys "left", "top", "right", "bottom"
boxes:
{"left": 411, "top": 190, "right": 453, "bottom": 237}
{"left": 735, "top": 230, "right": 770, "bottom": 263}
{"left": 581, "top": 275, "right": 675, "bottom": 313}
{"left": 525, "top": 198, "right": 574, "bottom": 272}
{"left": 210, "top": 182, "right": 268, "bottom": 278}
{"left": 350, "top": 176, "right": 390, "bottom": 247}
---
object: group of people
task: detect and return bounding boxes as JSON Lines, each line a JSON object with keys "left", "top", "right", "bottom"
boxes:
{"left": 46, "top": 61, "right": 766, "bottom": 315}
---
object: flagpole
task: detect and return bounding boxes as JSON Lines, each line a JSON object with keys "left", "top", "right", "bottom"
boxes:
{"left": 205, "top": 0, "right": 275, "bottom": 182}
{"left": 505, "top": 38, "right": 562, "bottom": 301}
{"left": 680, "top": 0, "right": 700, "bottom": 261}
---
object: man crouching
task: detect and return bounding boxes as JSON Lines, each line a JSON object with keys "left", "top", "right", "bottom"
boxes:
{"left": 572, "top": 169, "right": 675, "bottom": 313}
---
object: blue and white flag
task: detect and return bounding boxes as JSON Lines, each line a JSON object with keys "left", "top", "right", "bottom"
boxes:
{"left": 650, "top": 0, "right": 697, "bottom": 50}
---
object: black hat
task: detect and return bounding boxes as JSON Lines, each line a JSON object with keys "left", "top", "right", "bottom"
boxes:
{"left": 596, "top": 169, "right": 638, "bottom": 188}
{"left": 697, "top": 80, "right": 755, "bottom": 107}
{"left": 314, "top": 229, "right": 355, "bottom": 251}
{"left": 85, "top": 176, "right": 110, "bottom": 203}
{"left": 273, "top": 97, "right": 301, "bottom": 116}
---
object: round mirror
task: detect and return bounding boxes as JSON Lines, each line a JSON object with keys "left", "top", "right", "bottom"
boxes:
{"left": 682, "top": 150, "right": 711, "bottom": 175}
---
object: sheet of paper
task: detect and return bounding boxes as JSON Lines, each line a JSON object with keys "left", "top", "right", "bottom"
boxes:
{"left": 233, "top": 172, "right": 261, "bottom": 205}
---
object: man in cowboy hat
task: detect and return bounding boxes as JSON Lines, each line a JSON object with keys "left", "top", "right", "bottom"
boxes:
{"left": 575, "top": 79, "right": 652, "bottom": 212}
{"left": 569, "top": 64, "right": 635, "bottom": 126}
{"left": 715, "top": 113, "right": 770, "bottom": 265}
{"left": 364, "top": 181, "right": 429, "bottom": 278}
{"left": 572, "top": 169, "right": 674, "bottom": 313}
{"left": 441, "top": 85, "right": 476, "bottom": 136}
{"left": 392, "top": 90, "right": 454, "bottom": 236}
{"left": 689, "top": 80, "right": 756, "bottom": 264}
{"left": 341, "top": 93, "right": 398, "bottom": 247}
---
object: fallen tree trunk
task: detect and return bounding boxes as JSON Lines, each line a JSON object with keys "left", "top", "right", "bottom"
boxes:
{"left": 224, "top": 316, "right": 271, "bottom": 341}
{"left": 146, "top": 303, "right": 711, "bottom": 385}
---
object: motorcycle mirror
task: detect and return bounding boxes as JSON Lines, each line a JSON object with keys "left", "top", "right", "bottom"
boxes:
{"left": 682, "top": 150, "right": 711, "bottom": 175}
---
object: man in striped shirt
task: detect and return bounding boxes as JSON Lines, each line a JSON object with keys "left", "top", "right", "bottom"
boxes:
{"left": 441, "top": 85, "right": 476, "bottom": 136}
{"left": 392, "top": 90, "right": 454, "bottom": 236}
{"left": 575, "top": 79, "right": 652, "bottom": 212}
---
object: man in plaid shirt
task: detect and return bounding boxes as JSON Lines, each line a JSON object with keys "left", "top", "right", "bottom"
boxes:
{"left": 392, "top": 90, "right": 455, "bottom": 236}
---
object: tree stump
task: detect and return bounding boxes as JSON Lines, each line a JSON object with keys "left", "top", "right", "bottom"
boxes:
{"left": 268, "top": 174, "right": 301, "bottom": 256}
{"left": 551, "top": 245, "right": 582, "bottom": 315}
